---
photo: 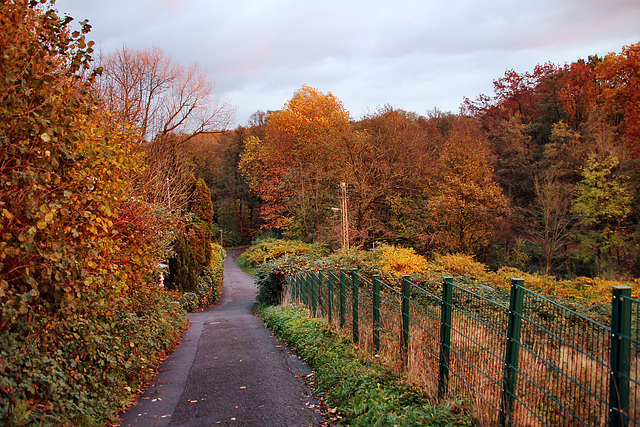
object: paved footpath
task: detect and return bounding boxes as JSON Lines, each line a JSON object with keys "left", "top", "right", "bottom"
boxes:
{"left": 118, "top": 249, "right": 324, "bottom": 427}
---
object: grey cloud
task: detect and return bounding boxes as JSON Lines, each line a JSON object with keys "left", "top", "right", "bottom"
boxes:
{"left": 55, "top": 0, "right": 640, "bottom": 126}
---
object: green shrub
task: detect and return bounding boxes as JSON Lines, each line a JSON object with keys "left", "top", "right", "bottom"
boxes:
{"left": 1, "top": 290, "right": 187, "bottom": 425}
{"left": 254, "top": 261, "right": 286, "bottom": 306}
{"left": 168, "top": 178, "right": 215, "bottom": 292}
{"left": 258, "top": 305, "right": 470, "bottom": 426}
{"left": 243, "top": 238, "right": 329, "bottom": 266}
{"left": 177, "top": 243, "right": 225, "bottom": 311}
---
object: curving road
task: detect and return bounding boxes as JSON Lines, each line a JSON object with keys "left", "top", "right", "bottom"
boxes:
{"left": 118, "top": 249, "right": 323, "bottom": 426}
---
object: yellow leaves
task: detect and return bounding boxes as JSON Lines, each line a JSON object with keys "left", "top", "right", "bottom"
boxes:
{"left": 378, "top": 244, "right": 428, "bottom": 276}
{"left": 429, "top": 253, "right": 488, "bottom": 279}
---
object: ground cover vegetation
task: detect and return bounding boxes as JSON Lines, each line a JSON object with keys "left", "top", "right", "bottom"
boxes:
{"left": 243, "top": 238, "right": 636, "bottom": 310}
{"left": 0, "top": 1, "right": 228, "bottom": 424}
{"left": 247, "top": 239, "right": 632, "bottom": 423}
{"left": 257, "top": 304, "right": 472, "bottom": 426}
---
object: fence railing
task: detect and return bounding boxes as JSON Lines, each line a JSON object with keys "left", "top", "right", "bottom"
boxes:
{"left": 284, "top": 269, "right": 639, "bottom": 426}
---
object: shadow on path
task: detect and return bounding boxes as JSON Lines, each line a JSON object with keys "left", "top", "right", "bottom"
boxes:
{"left": 118, "top": 249, "right": 323, "bottom": 426}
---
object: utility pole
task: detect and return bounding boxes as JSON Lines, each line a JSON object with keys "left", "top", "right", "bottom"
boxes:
{"left": 339, "top": 181, "right": 349, "bottom": 250}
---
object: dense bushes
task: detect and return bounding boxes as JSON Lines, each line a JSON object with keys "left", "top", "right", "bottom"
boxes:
{"left": 178, "top": 243, "right": 226, "bottom": 311}
{"left": 242, "top": 237, "right": 329, "bottom": 266}
{"left": 251, "top": 240, "right": 639, "bottom": 308}
{"left": 0, "top": 290, "right": 186, "bottom": 425}
{"left": 0, "top": 2, "right": 189, "bottom": 424}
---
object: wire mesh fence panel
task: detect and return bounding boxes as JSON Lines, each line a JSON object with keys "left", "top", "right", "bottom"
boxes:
{"left": 375, "top": 281, "right": 405, "bottom": 371}
{"left": 445, "top": 284, "right": 509, "bottom": 425}
{"left": 631, "top": 296, "right": 640, "bottom": 425}
{"left": 282, "top": 270, "right": 640, "bottom": 425}
{"left": 407, "top": 282, "right": 442, "bottom": 398}
{"left": 353, "top": 275, "right": 376, "bottom": 354}
{"left": 507, "top": 289, "right": 611, "bottom": 426}
{"left": 618, "top": 294, "right": 640, "bottom": 426}
{"left": 340, "top": 272, "right": 355, "bottom": 339}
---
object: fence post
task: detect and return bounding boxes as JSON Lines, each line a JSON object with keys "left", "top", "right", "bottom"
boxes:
{"left": 610, "top": 286, "right": 632, "bottom": 427}
{"left": 328, "top": 269, "right": 334, "bottom": 325}
{"left": 340, "top": 268, "right": 346, "bottom": 328}
{"left": 302, "top": 271, "right": 307, "bottom": 306}
{"left": 373, "top": 274, "right": 381, "bottom": 354}
{"left": 318, "top": 270, "right": 323, "bottom": 317}
{"left": 438, "top": 276, "right": 453, "bottom": 398}
{"left": 500, "top": 278, "right": 525, "bottom": 427}
{"left": 304, "top": 271, "right": 310, "bottom": 306}
{"left": 351, "top": 269, "right": 359, "bottom": 343}
{"left": 401, "top": 275, "right": 411, "bottom": 365}
{"left": 311, "top": 271, "right": 317, "bottom": 317}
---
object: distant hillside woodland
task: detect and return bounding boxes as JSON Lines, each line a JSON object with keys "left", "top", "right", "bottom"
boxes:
{"left": 229, "top": 45, "right": 640, "bottom": 280}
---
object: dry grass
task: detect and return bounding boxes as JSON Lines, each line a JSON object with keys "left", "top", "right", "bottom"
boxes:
{"left": 283, "top": 274, "right": 639, "bottom": 426}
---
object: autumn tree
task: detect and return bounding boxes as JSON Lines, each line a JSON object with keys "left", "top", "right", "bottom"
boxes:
{"left": 423, "top": 117, "right": 510, "bottom": 256}
{"left": 571, "top": 152, "right": 632, "bottom": 276}
{"left": 239, "top": 86, "right": 351, "bottom": 239}
{"left": 345, "top": 107, "right": 437, "bottom": 247}
{"left": 98, "top": 45, "right": 235, "bottom": 211}
{"left": 595, "top": 42, "right": 640, "bottom": 156}
{"left": 531, "top": 171, "right": 574, "bottom": 275}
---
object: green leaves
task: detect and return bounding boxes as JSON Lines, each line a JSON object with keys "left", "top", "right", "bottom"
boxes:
{"left": 258, "top": 305, "right": 471, "bottom": 426}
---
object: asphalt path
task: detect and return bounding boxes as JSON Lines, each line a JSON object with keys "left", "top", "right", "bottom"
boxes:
{"left": 118, "top": 249, "right": 324, "bottom": 426}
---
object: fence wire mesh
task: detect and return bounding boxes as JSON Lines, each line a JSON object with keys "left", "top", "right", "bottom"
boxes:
{"left": 284, "top": 270, "right": 638, "bottom": 426}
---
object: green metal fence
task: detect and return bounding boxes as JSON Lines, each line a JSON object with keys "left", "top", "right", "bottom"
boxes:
{"left": 284, "top": 270, "right": 639, "bottom": 426}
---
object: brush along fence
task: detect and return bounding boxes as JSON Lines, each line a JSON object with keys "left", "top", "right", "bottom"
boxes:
{"left": 284, "top": 269, "right": 638, "bottom": 426}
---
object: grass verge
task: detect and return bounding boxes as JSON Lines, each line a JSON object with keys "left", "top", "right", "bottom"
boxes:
{"left": 235, "top": 253, "right": 257, "bottom": 276}
{"left": 257, "top": 304, "right": 471, "bottom": 426}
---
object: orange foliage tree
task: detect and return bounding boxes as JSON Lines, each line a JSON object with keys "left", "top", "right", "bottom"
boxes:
{"left": 596, "top": 42, "right": 640, "bottom": 156}
{"left": 239, "top": 85, "right": 352, "bottom": 238}
{"left": 423, "top": 117, "right": 510, "bottom": 256}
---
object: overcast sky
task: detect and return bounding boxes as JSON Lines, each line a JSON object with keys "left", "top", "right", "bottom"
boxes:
{"left": 54, "top": 0, "right": 640, "bottom": 128}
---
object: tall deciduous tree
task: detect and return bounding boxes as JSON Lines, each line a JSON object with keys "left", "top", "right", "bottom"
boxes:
{"left": 344, "top": 107, "right": 437, "bottom": 247}
{"left": 239, "top": 85, "right": 351, "bottom": 239}
{"left": 596, "top": 42, "right": 640, "bottom": 156}
{"left": 98, "top": 45, "right": 235, "bottom": 211}
{"left": 423, "top": 117, "right": 510, "bottom": 256}
{"left": 98, "top": 45, "right": 234, "bottom": 140}
{"left": 571, "top": 153, "right": 632, "bottom": 276}
{"left": 532, "top": 171, "right": 574, "bottom": 275}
